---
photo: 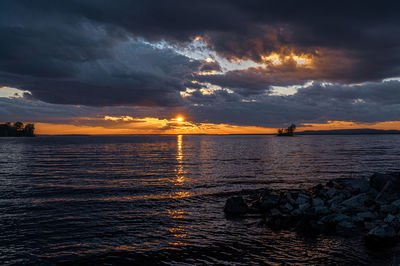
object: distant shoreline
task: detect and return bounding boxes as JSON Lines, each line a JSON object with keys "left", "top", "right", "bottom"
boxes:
{"left": 32, "top": 129, "right": 400, "bottom": 136}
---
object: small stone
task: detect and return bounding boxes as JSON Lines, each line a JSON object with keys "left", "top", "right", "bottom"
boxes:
{"left": 390, "top": 215, "right": 400, "bottom": 230}
{"left": 286, "top": 192, "right": 296, "bottom": 205}
{"left": 327, "top": 188, "right": 337, "bottom": 198}
{"left": 384, "top": 214, "right": 396, "bottom": 223}
{"left": 391, "top": 199, "right": 400, "bottom": 209}
{"left": 296, "top": 193, "right": 310, "bottom": 205}
{"left": 328, "top": 194, "right": 346, "bottom": 206}
{"left": 333, "top": 213, "right": 351, "bottom": 223}
{"left": 356, "top": 212, "right": 377, "bottom": 221}
{"left": 380, "top": 204, "right": 398, "bottom": 215}
{"left": 281, "top": 202, "right": 294, "bottom": 212}
{"left": 298, "top": 202, "right": 311, "bottom": 212}
{"left": 313, "top": 206, "right": 329, "bottom": 215}
{"left": 312, "top": 197, "right": 324, "bottom": 207}
{"left": 291, "top": 209, "right": 302, "bottom": 216}
{"left": 339, "top": 193, "right": 370, "bottom": 213}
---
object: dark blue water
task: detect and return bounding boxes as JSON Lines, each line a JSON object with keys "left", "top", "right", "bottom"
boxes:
{"left": 1, "top": 135, "right": 400, "bottom": 265}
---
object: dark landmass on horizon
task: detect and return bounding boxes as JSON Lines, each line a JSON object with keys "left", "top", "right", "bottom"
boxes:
{"left": 297, "top": 129, "right": 400, "bottom": 135}
{"left": 34, "top": 129, "right": 400, "bottom": 136}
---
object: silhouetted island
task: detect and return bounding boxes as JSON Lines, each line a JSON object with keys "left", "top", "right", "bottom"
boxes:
{"left": 277, "top": 124, "right": 296, "bottom": 136}
{"left": 0, "top": 122, "right": 35, "bottom": 137}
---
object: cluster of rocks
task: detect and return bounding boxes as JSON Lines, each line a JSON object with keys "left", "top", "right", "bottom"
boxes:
{"left": 224, "top": 172, "right": 400, "bottom": 246}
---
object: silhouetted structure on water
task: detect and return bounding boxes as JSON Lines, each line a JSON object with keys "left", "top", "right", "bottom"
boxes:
{"left": 0, "top": 122, "right": 35, "bottom": 137}
{"left": 277, "top": 124, "right": 296, "bottom": 136}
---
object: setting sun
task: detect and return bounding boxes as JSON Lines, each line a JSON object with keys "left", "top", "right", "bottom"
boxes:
{"left": 176, "top": 116, "right": 184, "bottom": 122}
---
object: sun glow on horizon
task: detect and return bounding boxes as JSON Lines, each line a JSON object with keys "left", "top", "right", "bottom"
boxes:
{"left": 33, "top": 117, "right": 400, "bottom": 136}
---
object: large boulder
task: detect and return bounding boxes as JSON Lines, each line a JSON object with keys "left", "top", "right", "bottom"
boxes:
{"left": 328, "top": 193, "right": 346, "bottom": 207}
{"left": 342, "top": 178, "right": 370, "bottom": 194}
{"left": 339, "top": 193, "right": 371, "bottom": 213}
{"left": 224, "top": 196, "right": 249, "bottom": 215}
{"left": 365, "top": 224, "right": 398, "bottom": 246}
{"left": 370, "top": 173, "right": 394, "bottom": 191}
{"left": 356, "top": 212, "right": 377, "bottom": 222}
{"left": 375, "top": 180, "right": 400, "bottom": 204}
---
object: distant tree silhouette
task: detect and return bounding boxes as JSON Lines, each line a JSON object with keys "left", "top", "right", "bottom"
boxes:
{"left": 0, "top": 122, "right": 35, "bottom": 137}
{"left": 24, "top": 124, "right": 35, "bottom": 137}
{"left": 277, "top": 124, "right": 296, "bottom": 136}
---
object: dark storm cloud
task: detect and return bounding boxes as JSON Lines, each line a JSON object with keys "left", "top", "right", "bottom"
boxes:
{"left": 184, "top": 81, "right": 400, "bottom": 127}
{"left": 1, "top": 0, "right": 400, "bottom": 125}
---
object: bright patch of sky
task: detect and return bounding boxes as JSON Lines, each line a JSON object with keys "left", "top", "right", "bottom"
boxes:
{"left": 269, "top": 81, "right": 314, "bottom": 96}
{"left": 143, "top": 38, "right": 264, "bottom": 73}
{"left": 0, "top": 87, "right": 31, "bottom": 98}
{"left": 383, "top": 77, "right": 400, "bottom": 82}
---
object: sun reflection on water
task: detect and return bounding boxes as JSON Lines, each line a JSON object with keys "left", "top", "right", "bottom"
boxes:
{"left": 175, "top": 135, "right": 185, "bottom": 185}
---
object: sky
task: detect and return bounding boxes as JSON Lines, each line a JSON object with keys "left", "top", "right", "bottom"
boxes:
{"left": 1, "top": 1, "right": 400, "bottom": 134}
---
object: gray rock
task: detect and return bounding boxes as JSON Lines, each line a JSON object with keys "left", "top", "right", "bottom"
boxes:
{"left": 286, "top": 192, "right": 296, "bottom": 205}
{"left": 281, "top": 202, "right": 294, "bottom": 212}
{"left": 329, "top": 202, "right": 340, "bottom": 213}
{"left": 224, "top": 196, "right": 249, "bottom": 215}
{"left": 364, "top": 221, "right": 382, "bottom": 231}
{"left": 339, "top": 193, "right": 370, "bottom": 213}
{"left": 380, "top": 204, "right": 398, "bottom": 215}
{"left": 298, "top": 202, "right": 311, "bottom": 212}
{"left": 342, "top": 178, "right": 370, "bottom": 194}
{"left": 312, "top": 197, "right": 324, "bottom": 207}
{"left": 375, "top": 180, "right": 400, "bottom": 204}
{"left": 260, "top": 194, "right": 281, "bottom": 211}
{"left": 384, "top": 214, "right": 396, "bottom": 223}
{"left": 327, "top": 188, "right": 337, "bottom": 199}
{"left": 356, "top": 212, "right": 377, "bottom": 221}
{"left": 366, "top": 224, "right": 398, "bottom": 245}
{"left": 291, "top": 209, "right": 302, "bottom": 216}
{"left": 391, "top": 199, "right": 400, "bottom": 209}
{"left": 313, "top": 206, "right": 330, "bottom": 215}
{"left": 296, "top": 193, "right": 310, "bottom": 205}
{"left": 328, "top": 193, "right": 346, "bottom": 206}
{"left": 390, "top": 215, "right": 400, "bottom": 230}
{"left": 370, "top": 173, "right": 395, "bottom": 191}
{"left": 333, "top": 213, "right": 351, "bottom": 223}
{"left": 366, "top": 187, "right": 379, "bottom": 199}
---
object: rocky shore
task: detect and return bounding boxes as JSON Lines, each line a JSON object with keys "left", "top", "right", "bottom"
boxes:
{"left": 224, "top": 172, "right": 400, "bottom": 246}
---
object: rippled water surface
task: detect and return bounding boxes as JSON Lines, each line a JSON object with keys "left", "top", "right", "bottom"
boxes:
{"left": 1, "top": 135, "right": 400, "bottom": 265}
